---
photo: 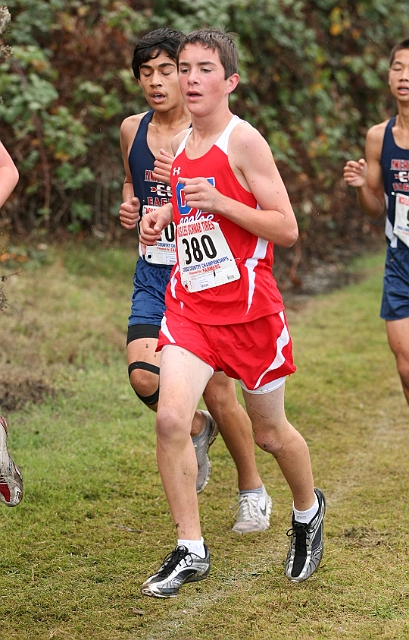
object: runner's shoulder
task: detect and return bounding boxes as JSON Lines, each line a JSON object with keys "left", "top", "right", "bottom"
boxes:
{"left": 120, "top": 111, "right": 150, "bottom": 140}
{"left": 229, "top": 119, "right": 273, "bottom": 170}
{"left": 365, "top": 119, "right": 389, "bottom": 161}
{"left": 366, "top": 119, "right": 389, "bottom": 145}
{"left": 171, "top": 128, "right": 191, "bottom": 154}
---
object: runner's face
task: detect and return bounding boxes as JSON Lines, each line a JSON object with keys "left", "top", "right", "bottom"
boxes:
{"left": 178, "top": 43, "right": 238, "bottom": 115}
{"left": 138, "top": 52, "right": 183, "bottom": 112}
{"left": 389, "top": 49, "right": 409, "bottom": 102}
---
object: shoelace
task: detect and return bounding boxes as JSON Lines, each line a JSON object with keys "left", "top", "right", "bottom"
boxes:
{"left": 234, "top": 493, "right": 260, "bottom": 522}
{"left": 156, "top": 546, "right": 192, "bottom": 578}
{"left": 286, "top": 522, "right": 308, "bottom": 555}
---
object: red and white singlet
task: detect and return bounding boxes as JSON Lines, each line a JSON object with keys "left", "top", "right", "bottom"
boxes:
{"left": 166, "top": 115, "right": 285, "bottom": 325}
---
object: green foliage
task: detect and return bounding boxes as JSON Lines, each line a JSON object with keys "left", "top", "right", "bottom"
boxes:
{"left": 0, "top": 0, "right": 149, "bottom": 234}
{"left": 0, "top": 0, "right": 408, "bottom": 272}
{"left": 0, "top": 4, "right": 12, "bottom": 59}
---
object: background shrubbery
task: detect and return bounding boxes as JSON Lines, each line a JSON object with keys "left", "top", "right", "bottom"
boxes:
{"left": 1, "top": 0, "right": 409, "bottom": 285}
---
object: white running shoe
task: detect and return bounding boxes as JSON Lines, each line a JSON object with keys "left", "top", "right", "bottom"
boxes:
{"left": 0, "top": 416, "right": 23, "bottom": 507}
{"left": 232, "top": 485, "right": 273, "bottom": 534}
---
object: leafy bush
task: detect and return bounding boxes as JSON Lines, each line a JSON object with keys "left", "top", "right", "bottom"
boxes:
{"left": 0, "top": 0, "right": 148, "bottom": 235}
{"left": 1, "top": 0, "right": 408, "bottom": 282}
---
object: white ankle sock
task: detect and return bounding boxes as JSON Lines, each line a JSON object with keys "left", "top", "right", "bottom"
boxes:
{"left": 177, "top": 537, "right": 206, "bottom": 558}
{"left": 293, "top": 496, "right": 319, "bottom": 524}
{"left": 239, "top": 485, "right": 263, "bottom": 496}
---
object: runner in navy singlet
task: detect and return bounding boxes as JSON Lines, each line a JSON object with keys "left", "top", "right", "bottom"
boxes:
{"left": 344, "top": 38, "right": 409, "bottom": 408}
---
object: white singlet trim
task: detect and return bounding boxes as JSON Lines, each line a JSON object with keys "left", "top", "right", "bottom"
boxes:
{"left": 244, "top": 231, "right": 268, "bottom": 314}
{"left": 174, "top": 115, "right": 249, "bottom": 158}
{"left": 385, "top": 216, "right": 398, "bottom": 247}
{"left": 384, "top": 193, "right": 398, "bottom": 247}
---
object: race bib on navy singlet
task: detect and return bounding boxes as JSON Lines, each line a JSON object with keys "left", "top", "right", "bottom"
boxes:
{"left": 394, "top": 194, "right": 409, "bottom": 247}
{"left": 177, "top": 219, "right": 240, "bottom": 292}
{"left": 142, "top": 205, "right": 176, "bottom": 265}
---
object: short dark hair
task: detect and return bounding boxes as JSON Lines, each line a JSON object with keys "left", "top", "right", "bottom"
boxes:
{"left": 389, "top": 38, "right": 409, "bottom": 66}
{"left": 132, "top": 28, "right": 184, "bottom": 80}
{"left": 178, "top": 28, "right": 238, "bottom": 79}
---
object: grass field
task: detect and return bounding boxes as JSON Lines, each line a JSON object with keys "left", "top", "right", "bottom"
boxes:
{"left": 0, "top": 243, "right": 408, "bottom": 639}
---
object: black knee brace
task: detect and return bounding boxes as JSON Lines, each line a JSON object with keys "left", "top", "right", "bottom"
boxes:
{"left": 128, "top": 361, "right": 160, "bottom": 406}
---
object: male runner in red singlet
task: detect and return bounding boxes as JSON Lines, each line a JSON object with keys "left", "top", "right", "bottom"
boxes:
{"left": 344, "top": 39, "right": 409, "bottom": 408}
{"left": 0, "top": 141, "right": 23, "bottom": 507}
{"left": 119, "top": 29, "right": 272, "bottom": 529}
{"left": 139, "top": 28, "right": 326, "bottom": 598}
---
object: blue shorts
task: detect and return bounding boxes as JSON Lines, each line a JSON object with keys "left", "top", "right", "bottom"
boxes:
{"left": 128, "top": 257, "right": 172, "bottom": 329}
{"left": 380, "top": 244, "right": 409, "bottom": 321}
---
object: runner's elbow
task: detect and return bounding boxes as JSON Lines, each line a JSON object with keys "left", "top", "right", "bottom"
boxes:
{"left": 280, "top": 225, "right": 299, "bottom": 248}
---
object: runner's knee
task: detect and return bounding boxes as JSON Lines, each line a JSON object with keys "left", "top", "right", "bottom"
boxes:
{"left": 128, "top": 361, "right": 160, "bottom": 407}
{"left": 252, "top": 418, "right": 293, "bottom": 454}
{"left": 156, "top": 406, "right": 189, "bottom": 443}
{"left": 396, "top": 358, "right": 409, "bottom": 388}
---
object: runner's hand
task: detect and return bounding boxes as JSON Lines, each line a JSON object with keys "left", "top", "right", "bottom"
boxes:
{"left": 343, "top": 159, "right": 367, "bottom": 188}
{"left": 139, "top": 203, "right": 173, "bottom": 245}
{"left": 179, "top": 177, "right": 219, "bottom": 212}
{"left": 119, "top": 196, "right": 140, "bottom": 230}
{"left": 153, "top": 149, "right": 174, "bottom": 185}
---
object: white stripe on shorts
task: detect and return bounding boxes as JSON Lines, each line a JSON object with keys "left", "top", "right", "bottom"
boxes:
{"left": 160, "top": 316, "right": 176, "bottom": 343}
{"left": 239, "top": 311, "right": 290, "bottom": 392}
{"left": 239, "top": 375, "right": 286, "bottom": 394}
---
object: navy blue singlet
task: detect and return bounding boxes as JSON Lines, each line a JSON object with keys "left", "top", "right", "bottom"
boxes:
{"left": 380, "top": 117, "right": 409, "bottom": 249}
{"left": 127, "top": 110, "right": 173, "bottom": 328}
{"left": 379, "top": 117, "right": 409, "bottom": 321}
{"left": 128, "top": 109, "right": 173, "bottom": 222}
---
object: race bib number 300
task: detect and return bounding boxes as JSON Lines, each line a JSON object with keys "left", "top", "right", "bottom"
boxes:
{"left": 177, "top": 220, "right": 240, "bottom": 292}
{"left": 142, "top": 205, "right": 176, "bottom": 266}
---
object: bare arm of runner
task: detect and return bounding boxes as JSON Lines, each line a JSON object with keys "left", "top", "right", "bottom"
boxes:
{"left": 118, "top": 115, "right": 142, "bottom": 230}
{"left": 0, "top": 142, "right": 19, "bottom": 207}
{"left": 343, "top": 122, "right": 386, "bottom": 219}
{"left": 179, "top": 123, "right": 298, "bottom": 247}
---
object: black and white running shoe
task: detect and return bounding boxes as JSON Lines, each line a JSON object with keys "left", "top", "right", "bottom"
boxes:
{"left": 285, "top": 488, "right": 326, "bottom": 582}
{"left": 141, "top": 545, "right": 210, "bottom": 598}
